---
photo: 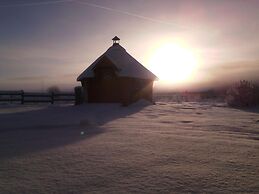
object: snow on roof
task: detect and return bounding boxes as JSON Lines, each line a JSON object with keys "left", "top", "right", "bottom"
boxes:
{"left": 77, "top": 43, "right": 158, "bottom": 81}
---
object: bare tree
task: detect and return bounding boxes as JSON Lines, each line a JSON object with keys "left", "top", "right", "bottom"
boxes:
{"left": 47, "top": 86, "right": 60, "bottom": 94}
{"left": 226, "top": 80, "right": 258, "bottom": 107}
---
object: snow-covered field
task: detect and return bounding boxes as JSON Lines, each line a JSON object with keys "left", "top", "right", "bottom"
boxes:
{"left": 0, "top": 101, "right": 258, "bottom": 193}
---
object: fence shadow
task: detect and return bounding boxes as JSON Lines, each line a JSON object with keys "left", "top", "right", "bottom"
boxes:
{"left": 0, "top": 103, "right": 147, "bottom": 159}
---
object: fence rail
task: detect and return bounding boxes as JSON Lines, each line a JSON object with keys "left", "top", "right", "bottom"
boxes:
{"left": 0, "top": 90, "right": 75, "bottom": 104}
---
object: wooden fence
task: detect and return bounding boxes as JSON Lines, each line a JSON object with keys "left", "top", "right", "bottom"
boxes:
{"left": 0, "top": 90, "right": 75, "bottom": 104}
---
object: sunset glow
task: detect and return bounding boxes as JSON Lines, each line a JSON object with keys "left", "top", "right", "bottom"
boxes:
{"left": 0, "top": 0, "right": 259, "bottom": 91}
{"left": 149, "top": 43, "right": 198, "bottom": 84}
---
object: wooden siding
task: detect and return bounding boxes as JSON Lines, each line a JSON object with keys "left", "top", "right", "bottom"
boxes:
{"left": 80, "top": 58, "right": 154, "bottom": 104}
{"left": 81, "top": 77, "right": 153, "bottom": 104}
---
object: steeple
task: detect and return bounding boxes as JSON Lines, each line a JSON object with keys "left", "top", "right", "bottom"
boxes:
{"left": 112, "top": 36, "right": 120, "bottom": 45}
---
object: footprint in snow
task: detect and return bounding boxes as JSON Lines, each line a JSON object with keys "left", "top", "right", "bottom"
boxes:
{"left": 180, "top": 120, "right": 193, "bottom": 123}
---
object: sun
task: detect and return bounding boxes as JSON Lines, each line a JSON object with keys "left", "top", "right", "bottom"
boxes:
{"left": 148, "top": 43, "right": 198, "bottom": 84}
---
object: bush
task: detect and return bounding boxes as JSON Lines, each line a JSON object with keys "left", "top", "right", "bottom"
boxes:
{"left": 47, "top": 86, "right": 60, "bottom": 94}
{"left": 226, "top": 80, "right": 259, "bottom": 107}
{"left": 254, "top": 84, "right": 259, "bottom": 104}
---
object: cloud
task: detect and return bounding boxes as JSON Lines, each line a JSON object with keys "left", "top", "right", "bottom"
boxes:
{"left": 6, "top": 73, "right": 77, "bottom": 81}
{"left": 0, "top": 0, "right": 73, "bottom": 8}
{"left": 6, "top": 75, "right": 51, "bottom": 81}
{"left": 199, "top": 60, "right": 259, "bottom": 86}
{"left": 205, "top": 60, "right": 259, "bottom": 72}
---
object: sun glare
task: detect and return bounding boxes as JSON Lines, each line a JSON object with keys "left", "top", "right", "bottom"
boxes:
{"left": 149, "top": 43, "right": 198, "bottom": 84}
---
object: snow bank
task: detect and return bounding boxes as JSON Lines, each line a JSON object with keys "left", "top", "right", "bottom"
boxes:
{"left": 130, "top": 99, "right": 154, "bottom": 107}
{"left": 0, "top": 102, "right": 258, "bottom": 193}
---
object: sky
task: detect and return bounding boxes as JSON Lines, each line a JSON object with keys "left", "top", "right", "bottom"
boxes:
{"left": 0, "top": 0, "right": 259, "bottom": 91}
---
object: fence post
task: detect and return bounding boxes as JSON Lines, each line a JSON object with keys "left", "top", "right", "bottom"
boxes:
{"left": 21, "top": 90, "right": 24, "bottom": 104}
{"left": 51, "top": 92, "right": 54, "bottom": 104}
{"left": 74, "top": 86, "right": 84, "bottom": 105}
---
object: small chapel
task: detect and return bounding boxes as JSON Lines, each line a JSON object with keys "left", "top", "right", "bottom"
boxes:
{"left": 77, "top": 36, "right": 157, "bottom": 105}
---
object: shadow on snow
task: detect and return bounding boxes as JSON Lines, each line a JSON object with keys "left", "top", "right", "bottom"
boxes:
{"left": 0, "top": 103, "right": 147, "bottom": 159}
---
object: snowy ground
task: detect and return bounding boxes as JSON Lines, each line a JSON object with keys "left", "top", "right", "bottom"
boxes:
{"left": 0, "top": 101, "right": 258, "bottom": 193}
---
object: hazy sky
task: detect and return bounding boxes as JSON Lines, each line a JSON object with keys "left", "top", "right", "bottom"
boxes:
{"left": 0, "top": 0, "right": 259, "bottom": 91}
